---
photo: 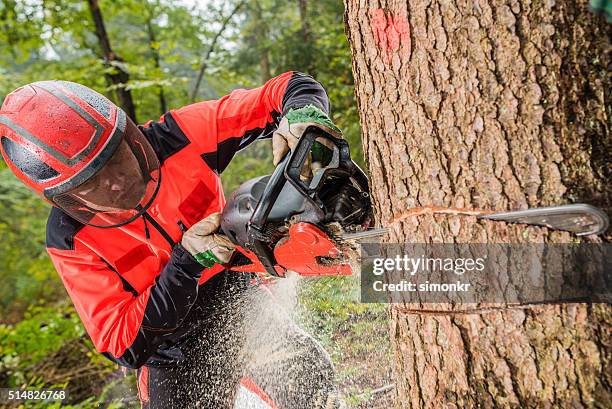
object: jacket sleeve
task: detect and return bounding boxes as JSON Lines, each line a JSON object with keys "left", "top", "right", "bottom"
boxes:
{"left": 47, "top": 243, "right": 204, "bottom": 369}
{"left": 171, "top": 71, "right": 331, "bottom": 174}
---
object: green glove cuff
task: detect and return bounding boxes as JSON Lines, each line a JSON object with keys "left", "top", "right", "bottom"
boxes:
{"left": 194, "top": 250, "right": 223, "bottom": 268}
{"left": 284, "top": 105, "right": 341, "bottom": 133}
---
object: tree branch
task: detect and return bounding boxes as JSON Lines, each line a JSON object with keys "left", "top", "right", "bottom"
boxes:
{"left": 190, "top": 0, "right": 246, "bottom": 102}
{"left": 87, "top": 0, "right": 137, "bottom": 122}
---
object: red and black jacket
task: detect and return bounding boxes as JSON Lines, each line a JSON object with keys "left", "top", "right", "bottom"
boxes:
{"left": 45, "top": 72, "right": 331, "bottom": 369}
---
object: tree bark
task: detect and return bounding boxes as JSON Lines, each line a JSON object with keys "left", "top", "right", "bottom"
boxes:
{"left": 87, "top": 0, "right": 137, "bottom": 122}
{"left": 344, "top": 0, "right": 611, "bottom": 408}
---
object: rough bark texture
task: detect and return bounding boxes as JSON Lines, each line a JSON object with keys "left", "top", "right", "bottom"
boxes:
{"left": 344, "top": 0, "right": 611, "bottom": 407}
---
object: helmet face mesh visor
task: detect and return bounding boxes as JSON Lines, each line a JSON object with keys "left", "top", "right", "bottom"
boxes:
{"left": 52, "top": 119, "right": 160, "bottom": 228}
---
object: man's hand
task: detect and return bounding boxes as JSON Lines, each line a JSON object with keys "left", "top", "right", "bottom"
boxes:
{"left": 181, "top": 212, "right": 235, "bottom": 268}
{"left": 272, "top": 105, "right": 343, "bottom": 174}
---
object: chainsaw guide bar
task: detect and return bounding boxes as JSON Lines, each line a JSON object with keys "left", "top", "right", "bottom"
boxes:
{"left": 478, "top": 204, "right": 609, "bottom": 236}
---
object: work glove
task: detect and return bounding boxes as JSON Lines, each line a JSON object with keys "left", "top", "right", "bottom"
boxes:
{"left": 272, "top": 105, "right": 343, "bottom": 177}
{"left": 181, "top": 212, "right": 235, "bottom": 268}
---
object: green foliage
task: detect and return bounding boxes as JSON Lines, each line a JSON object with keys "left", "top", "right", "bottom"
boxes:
{"left": 0, "top": 169, "right": 63, "bottom": 320}
{"left": 297, "top": 276, "right": 392, "bottom": 405}
{"left": 0, "top": 301, "right": 116, "bottom": 389}
{"left": 298, "top": 275, "right": 386, "bottom": 339}
{"left": 222, "top": 141, "right": 275, "bottom": 193}
{"left": 0, "top": 303, "right": 84, "bottom": 379}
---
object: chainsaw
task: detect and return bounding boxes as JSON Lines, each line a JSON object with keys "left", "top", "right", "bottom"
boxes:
{"left": 220, "top": 126, "right": 374, "bottom": 277}
{"left": 220, "top": 127, "right": 610, "bottom": 278}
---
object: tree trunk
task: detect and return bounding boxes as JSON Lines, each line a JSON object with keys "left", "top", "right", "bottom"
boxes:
{"left": 259, "top": 48, "right": 272, "bottom": 83}
{"left": 252, "top": 0, "right": 272, "bottom": 82}
{"left": 297, "top": 0, "right": 316, "bottom": 76}
{"left": 344, "top": 0, "right": 611, "bottom": 408}
{"left": 87, "top": 0, "right": 137, "bottom": 122}
{"left": 145, "top": 10, "right": 167, "bottom": 115}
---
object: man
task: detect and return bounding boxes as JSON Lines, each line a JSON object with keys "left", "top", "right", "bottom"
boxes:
{"left": 0, "top": 72, "right": 343, "bottom": 408}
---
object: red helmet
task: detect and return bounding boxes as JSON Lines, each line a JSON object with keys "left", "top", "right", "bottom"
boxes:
{"left": 0, "top": 81, "right": 160, "bottom": 227}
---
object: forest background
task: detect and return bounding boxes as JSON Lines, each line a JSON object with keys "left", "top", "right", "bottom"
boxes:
{"left": 0, "top": 1, "right": 393, "bottom": 408}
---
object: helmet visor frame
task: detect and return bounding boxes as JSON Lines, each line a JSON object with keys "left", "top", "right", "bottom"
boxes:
{"left": 50, "top": 116, "right": 161, "bottom": 228}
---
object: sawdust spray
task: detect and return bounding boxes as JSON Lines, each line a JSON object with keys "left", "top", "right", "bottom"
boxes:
{"left": 236, "top": 272, "right": 346, "bottom": 408}
{"left": 167, "top": 271, "right": 346, "bottom": 408}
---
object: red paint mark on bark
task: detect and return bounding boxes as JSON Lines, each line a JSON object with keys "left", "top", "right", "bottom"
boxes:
{"left": 370, "top": 9, "right": 411, "bottom": 64}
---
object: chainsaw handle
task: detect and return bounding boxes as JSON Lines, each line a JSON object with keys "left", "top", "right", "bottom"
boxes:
{"left": 247, "top": 153, "right": 291, "bottom": 277}
{"left": 284, "top": 126, "right": 353, "bottom": 199}
{"left": 250, "top": 153, "right": 290, "bottom": 231}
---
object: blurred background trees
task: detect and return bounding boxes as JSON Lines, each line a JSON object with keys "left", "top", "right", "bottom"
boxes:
{"left": 0, "top": 1, "right": 392, "bottom": 407}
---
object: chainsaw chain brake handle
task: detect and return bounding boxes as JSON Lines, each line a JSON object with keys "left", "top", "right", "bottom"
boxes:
{"left": 247, "top": 126, "right": 357, "bottom": 277}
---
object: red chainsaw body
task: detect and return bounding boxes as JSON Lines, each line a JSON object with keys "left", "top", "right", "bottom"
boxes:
{"left": 229, "top": 222, "right": 351, "bottom": 277}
